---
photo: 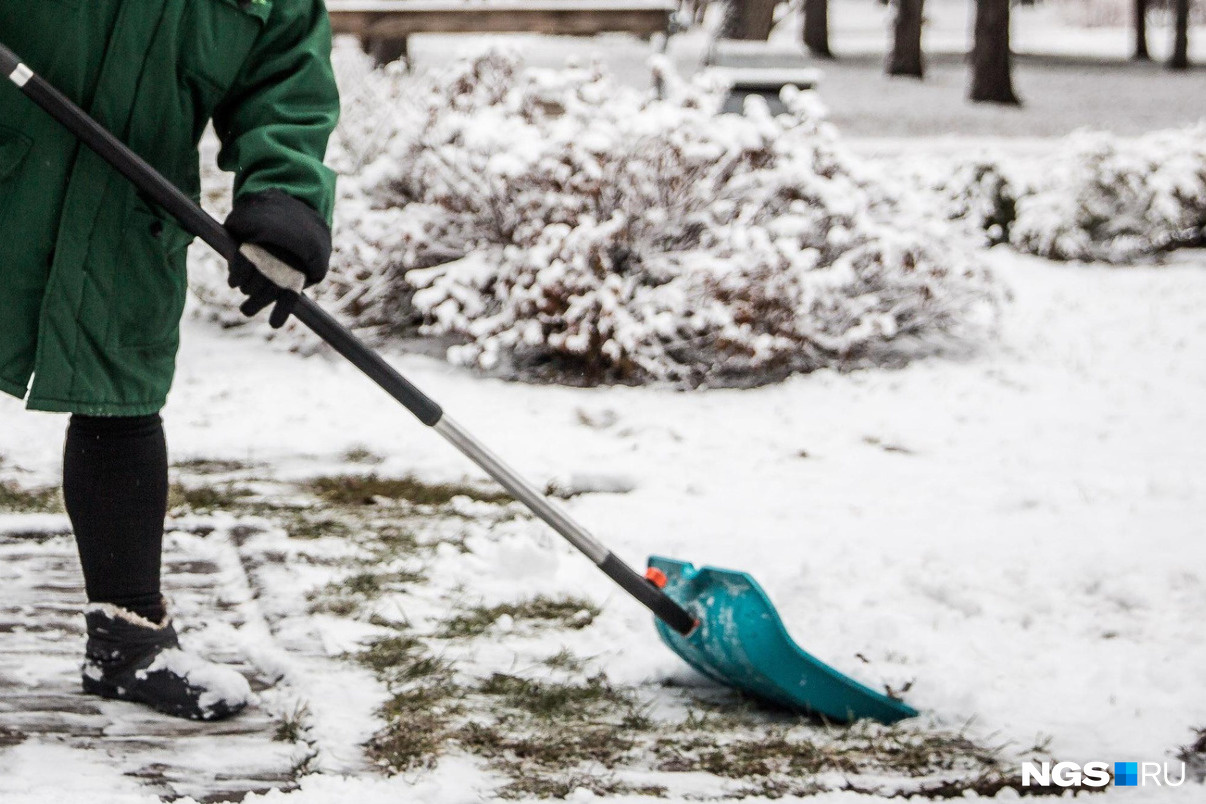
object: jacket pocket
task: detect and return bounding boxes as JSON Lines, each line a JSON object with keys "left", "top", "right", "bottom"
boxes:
{"left": 113, "top": 204, "right": 194, "bottom": 349}
{"left": 0, "top": 125, "right": 33, "bottom": 225}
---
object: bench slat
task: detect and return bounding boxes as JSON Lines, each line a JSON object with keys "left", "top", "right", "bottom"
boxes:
{"left": 711, "top": 67, "right": 822, "bottom": 92}
{"left": 327, "top": 1, "right": 675, "bottom": 37}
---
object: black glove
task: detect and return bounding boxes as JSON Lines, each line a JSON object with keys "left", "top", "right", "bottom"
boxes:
{"left": 224, "top": 189, "right": 332, "bottom": 328}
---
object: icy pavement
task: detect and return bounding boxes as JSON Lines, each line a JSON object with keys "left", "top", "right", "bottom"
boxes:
{"left": 0, "top": 511, "right": 381, "bottom": 802}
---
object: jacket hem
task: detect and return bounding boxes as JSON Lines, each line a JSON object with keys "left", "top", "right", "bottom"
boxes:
{"left": 24, "top": 396, "right": 165, "bottom": 416}
{"left": 0, "top": 375, "right": 29, "bottom": 402}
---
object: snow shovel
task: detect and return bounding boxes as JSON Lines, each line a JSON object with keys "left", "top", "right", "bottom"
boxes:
{"left": 648, "top": 557, "right": 917, "bottom": 723}
{"left": 1, "top": 43, "right": 917, "bottom": 724}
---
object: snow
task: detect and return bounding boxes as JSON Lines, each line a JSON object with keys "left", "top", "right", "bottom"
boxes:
{"left": 138, "top": 648, "right": 253, "bottom": 717}
{"left": 0, "top": 741, "right": 155, "bottom": 804}
{"left": 811, "top": 0, "right": 1206, "bottom": 63}
{"left": 4, "top": 244, "right": 1204, "bottom": 801}
{"left": 3, "top": 6, "right": 1206, "bottom": 800}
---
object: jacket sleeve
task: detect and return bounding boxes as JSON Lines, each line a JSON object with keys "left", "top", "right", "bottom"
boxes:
{"left": 212, "top": 0, "right": 340, "bottom": 225}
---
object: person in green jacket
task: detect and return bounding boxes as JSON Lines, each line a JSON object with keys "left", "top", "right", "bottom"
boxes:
{"left": 0, "top": 0, "right": 339, "bottom": 720}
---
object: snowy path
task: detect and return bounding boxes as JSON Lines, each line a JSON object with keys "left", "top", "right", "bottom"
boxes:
{"left": 0, "top": 516, "right": 361, "bottom": 802}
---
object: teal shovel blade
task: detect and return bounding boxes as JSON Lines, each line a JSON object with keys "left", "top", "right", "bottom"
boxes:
{"left": 648, "top": 556, "right": 917, "bottom": 724}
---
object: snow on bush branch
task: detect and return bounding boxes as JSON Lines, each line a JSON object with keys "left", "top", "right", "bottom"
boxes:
{"left": 311, "top": 50, "right": 1001, "bottom": 387}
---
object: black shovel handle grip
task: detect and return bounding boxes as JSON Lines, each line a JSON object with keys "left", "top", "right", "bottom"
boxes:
{"left": 601, "top": 555, "right": 698, "bottom": 635}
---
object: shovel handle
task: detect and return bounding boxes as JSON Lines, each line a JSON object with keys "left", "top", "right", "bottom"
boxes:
{"left": 2, "top": 41, "right": 698, "bottom": 636}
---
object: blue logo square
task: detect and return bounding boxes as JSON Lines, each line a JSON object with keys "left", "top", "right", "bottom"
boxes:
{"left": 1115, "top": 762, "right": 1138, "bottom": 786}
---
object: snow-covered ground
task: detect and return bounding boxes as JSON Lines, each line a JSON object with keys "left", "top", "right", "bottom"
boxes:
{"left": 3, "top": 244, "right": 1204, "bottom": 801}
{"left": 815, "top": 0, "right": 1206, "bottom": 61}
{"left": 3, "top": 5, "right": 1205, "bottom": 800}
{"left": 389, "top": 0, "right": 1206, "bottom": 138}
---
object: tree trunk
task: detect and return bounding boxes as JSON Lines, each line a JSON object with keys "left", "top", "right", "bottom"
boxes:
{"left": 724, "top": 0, "right": 777, "bottom": 41}
{"left": 1133, "top": 0, "right": 1150, "bottom": 61}
{"left": 803, "top": 0, "right": 833, "bottom": 59}
{"left": 887, "top": 0, "right": 925, "bottom": 77}
{"left": 1169, "top": 0, "right": 1190, "bottom": 70}
{"left": 365, "top": 35, "right": 409, "bottom": 67}
{"left": 970, "top": 0, "right": 1020, "bottom": 105}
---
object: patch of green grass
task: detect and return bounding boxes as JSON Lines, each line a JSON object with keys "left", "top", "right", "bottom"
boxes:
{"left": 343, "top": 445, "right": 385, "bottom": 465}
{"left": 360, "top": 634, "right": 466, "bottom": 773}
{"left": 356, "top": 635, "right": 455, "bottom": 688}
{"left": 541, "top": 648, "right": 586, "bottom": 672}
{"left": 367, "top": 710, "right": 449, "bottom": 773}
{"left": 290, "top": 750, "right": 319, "bottom": 779}
{"left": 355, "top": 635, "right": 424, "bottom": 674}
{"left": 655, "top": 732, "right": 839, "bottom": 778}
{"left": 0, "top": 482, "right": 62, "bottom": 514}
{"left": 382, "top": 677, "right": 464, "bottom": 717}
{"left": 493, "top": 771, "right": 665, "bottom": 800}
{"left": 284, "top": 513, "right": 352, "bottom": 541}
{"left": 496, "top": 774, "right": 614, "bottom": 800}
{"left": 440, "top": 595, "right": 600, "bottom": 638}
{"left": 306, "top": 568, "right": 426, "bottom": 617}
{"left": 365, "top": 642, "right": 1034, "bottom": 800}
{"left": 342, "top": 568, "right": 426, "bottom": 596}
{"left": 455, "top": 674, "right": 659, "bottom": 800}
{"left": 341, "top": 571, "right": 384, "bottom": 597}
{"left": 171, "top": 458, "right": 254, "bottom": 474}
{"left": 374, "top": 526, "right": 420, "bottom": 553}
{"left": 735, "top": 777, "right": 824, "bottom": 798}
{"left": 308, "top": 474, "right": 511, "bottom": 507}
{"left": 479, "top": 673, "right": 637, "bottom": 720}
{"left": 169, "top": 482, "right": 254, "bottom": 512}
{"left": 306, "top": 594, "right": 360, "bottom": 617}
{"left": 652, "top": 722, "right": 1007, "bottom": 783}
{"left": 665, "top": 687, "right": 767, "bottom": 730}
{"left": 457, "top": 720, "right": 635, "bottom": 769}
{"left": 1178, "top": 727, "right": 1206, "bottom": 783}
{"left": 454, "top": 694, "right": 1034, "bottom": 800}
{"left": 273, "top": 702, "right": 311, "bottom": 743}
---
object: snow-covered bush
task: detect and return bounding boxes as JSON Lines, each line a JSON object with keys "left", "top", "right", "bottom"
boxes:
{"left": 192, "top": 48, "right": 1001, "bottom": 384}
{"left": 899, "top": 127, "right": 1206, "bottom": 264}
{"left": 1008, "top": 127, "right": 1206, "bottom": 263}
{"left": 918, "top": 157, "right": 1019, "bottom": 248}
{"left": 321, "top": 51, "right": 1000, "bottom": 386}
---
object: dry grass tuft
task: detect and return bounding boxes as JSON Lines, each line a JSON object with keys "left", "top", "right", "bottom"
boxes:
{"left": 308, "top": 474, "right": 511, "bottom": 507}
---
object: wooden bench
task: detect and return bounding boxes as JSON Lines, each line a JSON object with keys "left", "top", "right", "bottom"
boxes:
{"left": 326, "top": 0, "right": 678, "bottom": 65}
{"left": 703, "top": 38, "right": 822, "bottom": 114}
{"left": 711, "top": 67, "right": 820, "bottom": 93}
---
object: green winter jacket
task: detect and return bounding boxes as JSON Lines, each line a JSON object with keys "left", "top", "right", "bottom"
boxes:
{"left": 0, "top": 0, "right": 339, "bottom": 415}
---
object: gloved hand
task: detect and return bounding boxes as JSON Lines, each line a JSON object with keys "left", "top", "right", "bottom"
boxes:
{"left": 224, "top": 189, "right": 332, "bottom": 328}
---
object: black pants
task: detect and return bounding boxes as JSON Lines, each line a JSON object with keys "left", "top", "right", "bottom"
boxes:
{"left": 63, "top": 413, "right": 168, "bottom": 624}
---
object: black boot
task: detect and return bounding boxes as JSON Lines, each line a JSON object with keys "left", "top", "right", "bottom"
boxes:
{"left": 82, "top": 602, "right": 251, "bottom": 721}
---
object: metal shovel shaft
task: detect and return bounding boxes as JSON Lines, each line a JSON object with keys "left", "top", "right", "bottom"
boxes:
{"left": 1, "top": 41, "right": 697, "bottom": 637}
